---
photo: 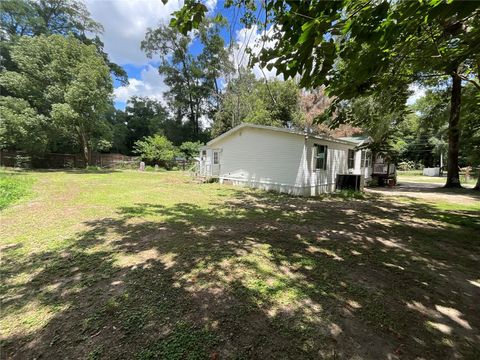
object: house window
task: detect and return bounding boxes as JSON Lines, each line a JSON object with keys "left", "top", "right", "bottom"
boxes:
{"left": 361, "top": 150, "right": 366, "bottom": 167}
{"left": 213, "top": 151, "right": 219, "bottom": 165}
{"left": 365, "top": 151, "right": 371, "bottom": 167}
{"left": 201, "top": 150, "right": 206, "bottom": 161}
{"left": 348, "top": 149, "right": 355, "bottom": 169}
{"left": 314, "top": 144, "right": 327, "bottom": 170}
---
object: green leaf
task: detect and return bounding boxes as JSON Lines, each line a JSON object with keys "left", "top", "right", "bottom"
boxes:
{"left": 298, "top": 20, "right": 316, "bottom": 45}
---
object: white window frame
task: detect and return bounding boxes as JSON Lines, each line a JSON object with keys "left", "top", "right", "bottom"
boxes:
{"left": 314, "top": 144, "right": 328, "bottom": 170}
{"left": 348, "top": 149, "right": 355, "bottom": 169}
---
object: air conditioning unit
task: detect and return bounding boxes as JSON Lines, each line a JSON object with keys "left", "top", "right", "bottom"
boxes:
{"left": 335, "top": 174, "right": 364, "bottom": 191}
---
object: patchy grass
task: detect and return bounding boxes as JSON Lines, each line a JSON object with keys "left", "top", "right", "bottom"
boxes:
{"left": 136, "top": 323, "right": 217, "bottom": 360}
{"left": 1, "top": 170, "right": 479, "bottom": 359}
{"left": 0, "top": 169, "right": 34, "bottom": 210}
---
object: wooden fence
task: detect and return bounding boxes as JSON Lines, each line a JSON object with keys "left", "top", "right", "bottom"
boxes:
{"left": 0, "top": 150, "right": 137, "bottom": 169}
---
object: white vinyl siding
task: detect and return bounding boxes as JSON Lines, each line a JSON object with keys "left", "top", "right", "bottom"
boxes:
{"left": 307, "top": 138, "right": 350, "bottom": 194}
{"left": 351, "top": 150, "right": 371, "bottom": 179}
{"left": 205, "top": 124, "right": 358, "bottom": 196}
{"left": 213, "top": 127, "right": 308, "bottom": 187}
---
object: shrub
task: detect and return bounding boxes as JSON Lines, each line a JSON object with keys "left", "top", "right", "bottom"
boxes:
{"left": 179, "top": 141, "right": 202, "bottom": 161}
{"left": 134, "top": 135, "right": 177, "bottom": 169}
{"left": 85, "top": 165, "right": 101, "bottom": 171}
{"left": 398, "top": 161, "right": 415, "bottom": 171}
{"left": 366, "top": 178, "right": 379, "bottom": 187}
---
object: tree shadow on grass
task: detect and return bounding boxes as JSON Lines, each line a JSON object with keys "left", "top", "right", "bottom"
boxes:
{"left": 2, "top": 190, "right": 480, "bottom": 359}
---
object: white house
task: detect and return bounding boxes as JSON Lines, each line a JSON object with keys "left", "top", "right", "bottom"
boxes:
{"left": 197, "top": 123, "right": 372, "bottom": 196}
{"left": 338, "top": 136, "right": 372, "bottom": 179}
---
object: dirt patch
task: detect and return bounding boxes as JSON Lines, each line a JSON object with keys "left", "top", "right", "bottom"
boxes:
{"left": 366, "top": 181, "right": 480, "bottom": 205}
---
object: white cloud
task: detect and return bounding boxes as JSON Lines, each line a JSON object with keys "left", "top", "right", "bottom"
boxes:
{"left": 233, "top": 25, "right": 280, "bottom": 80}
{"left": 205, "top": 0, "right": 217, "bottom": 12}
{"left": 407, "top": 84, "right": 426, "bottom": 105}
{"left": 85, "top": 0, "right": 183, "bottom": 65}
{"left": 114, "top": 65, "right": 167, "bottom": 103}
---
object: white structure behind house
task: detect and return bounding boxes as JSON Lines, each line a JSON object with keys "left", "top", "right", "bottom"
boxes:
{"left": 423, "top": 167, "right": 440, "bottom": 177}
{"left": 197, "top": 124, "right": 373, "bottom": 196}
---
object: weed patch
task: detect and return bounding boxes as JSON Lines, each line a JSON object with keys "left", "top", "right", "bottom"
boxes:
{"left": 0, "top": 171, "right": 34, "bottom": 210}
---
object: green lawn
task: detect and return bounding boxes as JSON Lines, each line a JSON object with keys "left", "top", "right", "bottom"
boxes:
{"left": 1, "top": 169, "right": 479, "bottom": 359}
{"left": 398, "top": 170, "right": 478, "bottom": 185}
{"left": 0, "top": 170, "right": 34, "bottom": 210}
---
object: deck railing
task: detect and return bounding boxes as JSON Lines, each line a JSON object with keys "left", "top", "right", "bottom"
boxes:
{"left": 196, "top": 163, "right": 220, "bottom": 177}
{"left": 372, "top": 163, "right": 396, "bottom": 176}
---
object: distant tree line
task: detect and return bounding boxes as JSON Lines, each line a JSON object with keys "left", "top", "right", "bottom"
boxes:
{"left": 2, "top": 0, "right": 478, "bottom": 187}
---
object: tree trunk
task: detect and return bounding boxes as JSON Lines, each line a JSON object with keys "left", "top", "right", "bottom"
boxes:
{"left": 445, "top": 72, "right": 462, "bottom": 188}
{"left": 475, "top": 172, "right": 480, "bottom": 190}
{"left": 78, "top": 130, "right": 90, "bottom": 167}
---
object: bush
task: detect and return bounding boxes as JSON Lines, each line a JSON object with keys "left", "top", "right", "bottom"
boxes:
{"left": 398, "top": 161, "right": 424, "bottom": 171}
{"left": 366, "top": 178, "right": 379, "bottom": 187}
{"left": 134, "top": 135, "right": 177, "bottom": 169}
{"left": 179, "top": 141, "right": 202, "bottom": 161}
{"left": 85, "top": 165, "right": 101, "bottom": 171}
{"left": 398, "top": 161, "right": 415, "bottom": 171}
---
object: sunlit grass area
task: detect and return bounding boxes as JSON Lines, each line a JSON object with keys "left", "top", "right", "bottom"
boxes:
{"left": 397, "top": 170, "right": 478, "bottom": 185}
{"left": 1, "top": 169, "right": 479, "bottom": 359}
{"left": 0, "top": 169, "right": 34, "bottom": 210}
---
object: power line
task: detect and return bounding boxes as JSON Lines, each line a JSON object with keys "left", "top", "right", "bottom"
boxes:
{"left": 228, "top": 5, "right": 239, "bottom": 50}
{"left": 237, "top": 5, "right": 263, "bottom": 69}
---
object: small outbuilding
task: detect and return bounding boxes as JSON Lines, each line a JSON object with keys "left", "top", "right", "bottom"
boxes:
{"left": 197, "top": 123, "right": 372, "bottom": 196}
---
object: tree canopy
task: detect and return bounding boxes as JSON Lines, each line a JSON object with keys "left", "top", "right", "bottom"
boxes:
{"left": 0, "top": 0, "right": 127, "bottom": 84}
{"left": 141, "top": 18, "right": 233, "bottom": 138}
{"left": 212, "top": 69, "right": 303, "bottom": 136}
{"left": 0, "top": 34, "right": 113, "bottom": 164}
{"left": 172, "top": 0, "right": 480, "bottom": 188}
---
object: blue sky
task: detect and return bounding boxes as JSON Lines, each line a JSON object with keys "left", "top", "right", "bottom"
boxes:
{"left": 86, "top": 0, "right": 420, "bottom": 110}
{"left": 85, "top": 0, "right": 265, "bottom": 110}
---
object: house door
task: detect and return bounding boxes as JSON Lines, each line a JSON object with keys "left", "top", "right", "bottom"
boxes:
{"left": 212, "top": 150, "right": 221, "bottom": 175}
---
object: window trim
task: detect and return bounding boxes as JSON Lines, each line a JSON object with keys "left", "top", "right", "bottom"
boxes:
{"left": 348, "top": 149, "right": 355, "bottom": 169}
{"left": 314, "top": 144, "right": 328, "bottom": 170}
{"left": 365, "top": 151, "right": 371, "bottom": 168}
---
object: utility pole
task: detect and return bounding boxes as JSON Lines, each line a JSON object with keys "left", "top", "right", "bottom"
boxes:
{"left": 440, "top": 152, "right": 443, "bottom": 176}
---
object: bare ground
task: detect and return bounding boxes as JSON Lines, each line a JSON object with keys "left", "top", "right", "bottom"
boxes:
{"left": 367, "top": 180, "right": 479, "bottom": 206}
